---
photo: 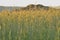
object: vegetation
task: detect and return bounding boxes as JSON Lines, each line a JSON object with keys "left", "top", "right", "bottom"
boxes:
{"left": 0, "top": 4, "right": 60, "bottom": 40}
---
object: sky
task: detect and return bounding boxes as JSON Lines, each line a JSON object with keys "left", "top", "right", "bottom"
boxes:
{"left": 0, "top": 0, "right": 60, "bottom": 6}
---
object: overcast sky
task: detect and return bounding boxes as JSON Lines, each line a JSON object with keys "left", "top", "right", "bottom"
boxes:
{"left": 0, "top": 0, "right": 60, "bottom": 6}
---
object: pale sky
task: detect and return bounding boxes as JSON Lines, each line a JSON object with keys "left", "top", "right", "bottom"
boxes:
{"left": 0, "top": 0, "right": 60, "bottom": 6}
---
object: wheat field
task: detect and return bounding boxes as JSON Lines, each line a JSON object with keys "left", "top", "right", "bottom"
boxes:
{"left": 0, "top": 8, "right": 60, "bottom": 40}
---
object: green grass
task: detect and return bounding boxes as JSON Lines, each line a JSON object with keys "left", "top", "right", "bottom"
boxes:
{"left": 0, "top": 10, "right": 60, "bottom": 40}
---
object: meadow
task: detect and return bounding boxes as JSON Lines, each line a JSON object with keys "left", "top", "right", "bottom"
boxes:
{"left": 0, "top": 7, "right": 60, "bottom": 40}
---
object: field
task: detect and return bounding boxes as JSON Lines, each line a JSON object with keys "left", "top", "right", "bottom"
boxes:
{"left": 0, "top": 8, "right": 60, "bottom": 40}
